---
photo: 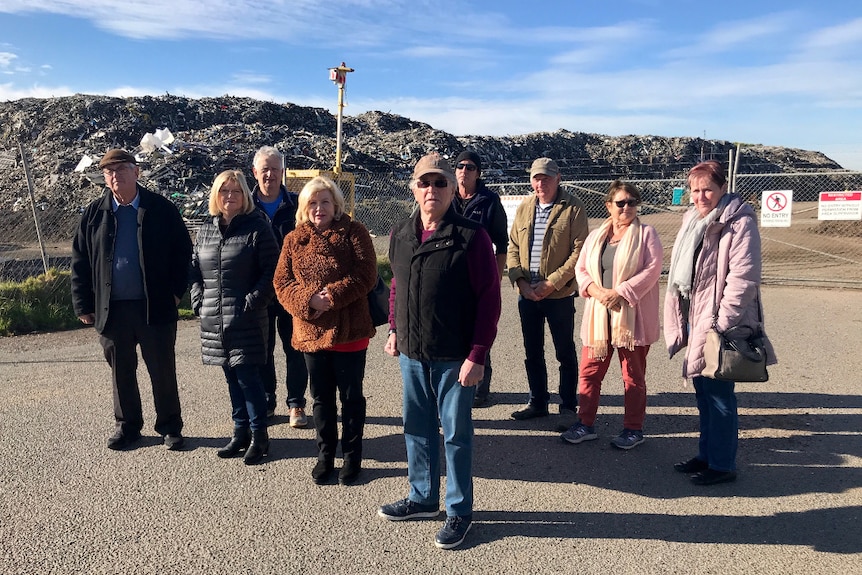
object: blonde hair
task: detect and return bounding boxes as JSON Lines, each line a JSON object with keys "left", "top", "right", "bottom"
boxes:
{"left": 296, "top": 176, "right": 345, "bottom": 224}
{"left": 208, "top": 170, "right": 255, "bottom": 217}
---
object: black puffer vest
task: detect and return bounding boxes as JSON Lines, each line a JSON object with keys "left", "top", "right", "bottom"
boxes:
{"left": 389, "top": 211, "right": 480, "bottom": 361}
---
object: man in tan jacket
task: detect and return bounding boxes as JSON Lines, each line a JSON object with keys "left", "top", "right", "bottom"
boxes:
{"left": 507, "top": 158, "right": 589, "bottom": 431}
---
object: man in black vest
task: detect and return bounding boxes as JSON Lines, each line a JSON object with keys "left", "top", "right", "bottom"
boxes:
{"left": 71, "top": 149, "right": 191, "bottom": 451}
{"left": 378, "top": 153, "right": 501, "bottom": 550}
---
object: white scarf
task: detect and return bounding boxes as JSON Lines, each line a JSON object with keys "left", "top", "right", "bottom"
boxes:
{"left": 583, "top": 218, "right": 642, "bottom": 360}
{"left": 667, "top": 195, "right": 730, "bottom": 300}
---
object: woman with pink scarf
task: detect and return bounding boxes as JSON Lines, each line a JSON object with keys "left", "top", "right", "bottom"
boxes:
{"left": 561, "top": 181, "right": 663, "bottom": 450}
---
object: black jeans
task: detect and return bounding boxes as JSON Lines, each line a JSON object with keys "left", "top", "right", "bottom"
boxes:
{"left": 304, "top": 348, "right": 367, "bottom": 464}
{"left": 262, "top": 303, "right": 308, "bottom": 410}
{"left": 99, "top": 300, "right": 183, "bottom": 436}
{"left": 517, "top": 295, "right": 578, "bottom": 411}
{"left": 475, "top": 351, "right": 493, "bottom": 399}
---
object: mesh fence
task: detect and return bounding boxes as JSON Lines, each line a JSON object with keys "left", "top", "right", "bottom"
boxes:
{"left": 1, "top": 171, "right": 860, "bottom": 297}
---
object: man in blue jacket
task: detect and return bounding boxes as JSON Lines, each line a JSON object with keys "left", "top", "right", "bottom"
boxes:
{"left": 251, "top": 146, "right": 309, "bottom": 426}
{"left": 71, "top": 149, "right": 191, "bottom": 451}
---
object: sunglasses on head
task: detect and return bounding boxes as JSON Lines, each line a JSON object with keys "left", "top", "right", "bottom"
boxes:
{"left": 417, "top": 179, "right": 449, "bottom": 189}
{"left": 613, "top": 199, "right": 639, "bottom": 208}
{"left": 456, "top": 163, "right": 478, "bottom": 172}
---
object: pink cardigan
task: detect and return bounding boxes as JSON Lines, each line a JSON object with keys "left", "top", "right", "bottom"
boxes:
{"left": 575, "top": 222, "right": 663, "bottom": 348}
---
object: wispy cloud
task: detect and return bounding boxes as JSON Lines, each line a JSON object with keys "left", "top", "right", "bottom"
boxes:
{"left": 0, "top": 52, "right": 17, "bottom": 68}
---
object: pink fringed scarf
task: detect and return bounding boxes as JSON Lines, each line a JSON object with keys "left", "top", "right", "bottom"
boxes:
{"left": 583, "top": 218, "right": 642, "bottom": 359}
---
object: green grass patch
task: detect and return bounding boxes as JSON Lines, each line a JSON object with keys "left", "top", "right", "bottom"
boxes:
{"left": 0, "top": 269, "right": 80, "bottom": 336}
{"left": 1, "top": 259, "right": 393, "bottom": 336}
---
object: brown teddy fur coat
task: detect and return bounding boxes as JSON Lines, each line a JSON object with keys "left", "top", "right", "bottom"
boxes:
{"left": 273, "top": 215, "right": 378, "bottom": 353}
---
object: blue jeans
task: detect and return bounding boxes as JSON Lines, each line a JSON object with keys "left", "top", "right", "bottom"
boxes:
{"left": 223, "top": 363, "right": 268, "bottom": 432}
{"left": 399, "top": 354, "right": 475, "bottom": 517}
{"left": 693, "top": 376, "right": 738, "bottom": 472}
{"left": 517, "top": 295, "right": 578, "bottom": 411}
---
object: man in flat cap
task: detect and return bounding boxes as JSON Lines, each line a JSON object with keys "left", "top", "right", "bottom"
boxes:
{"left": 71, "top": 148, "right": 192, "bottom": 451}
{"left": 451, "top": 150, "right": 508, "bottom": 408}
{"left": 507, "top": 157, "right": 589, "bottom": 432}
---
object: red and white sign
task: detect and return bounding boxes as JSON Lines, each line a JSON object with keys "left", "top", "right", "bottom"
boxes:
{"left": 761, "top": 190, "right": 792, "bottom": 228}
{"left": 818, "top": 191, "right": 862, "bottom": 221}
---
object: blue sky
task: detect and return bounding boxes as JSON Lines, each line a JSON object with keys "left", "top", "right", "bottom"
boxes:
{"left": 1, "top": 1, "right": 861, "bottom": 169}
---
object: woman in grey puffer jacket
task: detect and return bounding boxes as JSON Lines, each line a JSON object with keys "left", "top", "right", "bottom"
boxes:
{"left": 190, "top": 170, "right": 279, "bottom": 464}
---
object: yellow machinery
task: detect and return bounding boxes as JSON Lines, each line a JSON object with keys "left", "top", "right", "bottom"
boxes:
{"left": 283, "top": 63, "right": 357, "bottom": 215}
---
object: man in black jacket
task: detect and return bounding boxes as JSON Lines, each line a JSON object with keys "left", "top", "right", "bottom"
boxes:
{"left": 251, "top": 146, "right": 309, "bottom": 426}
{"left": 451, "top": 151, "right": 508, "bottom": 407}
{"left": 71, "top": 149, "right": 192, "bottom": 451}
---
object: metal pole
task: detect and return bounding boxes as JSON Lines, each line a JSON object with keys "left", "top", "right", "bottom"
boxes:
{"left": 329, "top": 62, "right": 353, "bottom": 175}
{"left": 731, "top": 143, "right": 742, "bottom": 195}
{"left": 18, "top": 140, "right": 49, "bottom": 274}
{"left": 727, "top": 149, "right": 735, "bottom": 194}
{"left": 335, "top": 83, "right": 345, "bottom": 174}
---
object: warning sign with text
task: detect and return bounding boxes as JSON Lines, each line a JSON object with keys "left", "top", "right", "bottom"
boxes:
{"left": 818, "top": 192, "right": 862, "bottom": 221}
{"left": 760, "top": 190, "right": 792, "bottom": 228}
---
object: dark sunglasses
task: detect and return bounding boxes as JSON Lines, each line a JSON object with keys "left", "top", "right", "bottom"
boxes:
{"left": 455, "top": 163, "right": 478, "bottom": 172}
{"left": 613, "top": 199, "right": 639, "bottom": 208}
{"left": 417, "top": 179, "right": 449, "bottom": 189}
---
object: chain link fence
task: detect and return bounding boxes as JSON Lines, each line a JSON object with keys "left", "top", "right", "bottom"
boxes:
{"left": 1, "top": 171, "right": 861, "bottom": 297}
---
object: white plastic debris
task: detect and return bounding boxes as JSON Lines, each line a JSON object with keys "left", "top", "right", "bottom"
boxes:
{"left": 74, "top": 155, "right": 94, "bottom": 172}
{"left": 140, "top": 128, "right": 175, "bottom": 154}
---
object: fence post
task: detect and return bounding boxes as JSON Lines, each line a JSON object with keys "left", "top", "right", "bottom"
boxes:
{"left": 18, "top": 140, "right": 49, "bottom": 275}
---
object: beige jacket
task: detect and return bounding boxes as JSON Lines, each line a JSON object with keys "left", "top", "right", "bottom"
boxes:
{"left": 506, "top": 189, "right": 589, "bottom": 298}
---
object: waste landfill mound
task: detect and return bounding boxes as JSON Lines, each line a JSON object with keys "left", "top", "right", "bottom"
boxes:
{"left": 0, "top": 93, "right": 845, "bottom": 223}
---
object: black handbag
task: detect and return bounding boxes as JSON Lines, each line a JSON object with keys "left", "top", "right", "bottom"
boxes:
{"left": 367, "top": 275, "right": 389, "bottom": 327}
{"left": 702, "top": 324, "right": 769, "bottom": 382}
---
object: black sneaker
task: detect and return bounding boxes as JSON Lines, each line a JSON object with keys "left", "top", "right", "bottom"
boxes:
{"left": 163, "top": 434, "right": 185, "bottom": 451}
{"left": 472, "top": 394, "right": 491, "bottom": 408}
{"left": 434, "top": 515, "right": 472, "bottom": 549}
{"left": 107, "top": 430, "right": 141, "bottom": 451}
{"left": 378, "top": 498, "right": 440, "bottom": 521}
{"left": 691, "top": 469, "right": 737, "bottom": 485}
{"left": 510, "top": 404, "right": 549, "bottom": 420}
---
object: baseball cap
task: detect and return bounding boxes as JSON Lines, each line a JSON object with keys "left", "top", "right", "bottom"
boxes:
{"left": 529, "top": 157, "right": 560, "bottom": 178}
{"left": 412, "top": 153, "right": 454, "bottom": 179}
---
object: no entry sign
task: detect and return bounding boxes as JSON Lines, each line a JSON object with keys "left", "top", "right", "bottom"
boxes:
{"left": 761, "top": 190, "right": 792, "bottom": 227}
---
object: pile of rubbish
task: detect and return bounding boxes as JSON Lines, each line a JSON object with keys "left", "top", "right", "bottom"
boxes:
{"left": 0, "top": 94, "right": 845, "bottom": 226}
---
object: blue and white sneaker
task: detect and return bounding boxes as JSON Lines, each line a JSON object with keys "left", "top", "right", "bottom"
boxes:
{"left": 610, "top": 429, "right": 645, "bottom": 450}
{"left": 561, "top": 422, "right": 598, "bottom": 444}
{"left": 434, "top": 515, "right": 472, "bottom": 549}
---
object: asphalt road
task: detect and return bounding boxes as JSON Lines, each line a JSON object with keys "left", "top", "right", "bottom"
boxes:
{"left": 1, "top": 284, "right": 860, "bottom": 574}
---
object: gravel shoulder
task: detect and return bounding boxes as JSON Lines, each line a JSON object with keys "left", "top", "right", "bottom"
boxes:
{"left": 1, "top": 284, "right": 860, "bottom": 574}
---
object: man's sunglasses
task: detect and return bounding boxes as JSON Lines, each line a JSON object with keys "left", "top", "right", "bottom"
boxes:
{"left": 613, "top": 199, "right": 639, "bottom": 208}
{"left": 417, "top": 179, "right": 449, "bottom": 189}
{"left": 456, "top": 163, "right": 478, "bottom": 172}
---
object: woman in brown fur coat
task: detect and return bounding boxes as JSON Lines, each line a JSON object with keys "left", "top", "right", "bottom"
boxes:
{"left": 273, "top": 176, "right": 377, "bottom": 485}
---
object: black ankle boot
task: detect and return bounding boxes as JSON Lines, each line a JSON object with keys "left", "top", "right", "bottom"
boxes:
{"left": 243, "top": 429, "right": 270, "bottom": 465}
{"left": 312, "top": 459, "right": 335, "bottom": 484}
{"left": 217, "top": 428, "right": 251, "bottom": 459}
{"left": 339, "top": 459, "right": 362, "bottom": 485}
